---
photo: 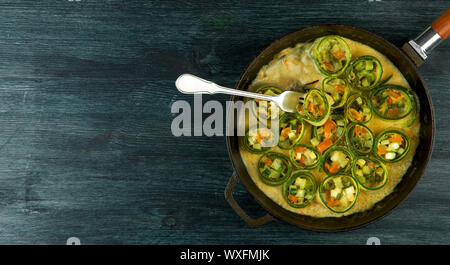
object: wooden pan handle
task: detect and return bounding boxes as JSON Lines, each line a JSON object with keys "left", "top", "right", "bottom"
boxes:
{"left": 431, "top": 8, "right": 450, "bottom": 39}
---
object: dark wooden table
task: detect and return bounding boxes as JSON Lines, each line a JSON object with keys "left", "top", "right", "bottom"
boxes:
{"left": 0, "top": 0, "right": 448, "bottom": 244}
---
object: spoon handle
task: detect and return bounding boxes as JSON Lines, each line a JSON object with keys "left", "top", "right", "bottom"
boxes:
{"left": 175, "top": 74, "right": 276, "bottom": 102}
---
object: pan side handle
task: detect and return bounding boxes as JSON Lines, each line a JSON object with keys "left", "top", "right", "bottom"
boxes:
{"left": 402, "top": 8, "right": 449, "bottom": 66}
{"left": 224, "top": 172, "right": 275, "bottom": 226}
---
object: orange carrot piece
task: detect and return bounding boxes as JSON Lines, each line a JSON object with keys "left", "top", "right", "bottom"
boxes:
{"left": 334, "top": 84, "right": 346, "bottom": 93}
{"left": 295, "top": 146, "right": 307, "bottom": 153}
{"left": 377, "top": 145, "right": 387, "bottom": 155}
{"left": 323, "top": 119, "right": 337, "bottom": 139}
{"left": 288, "top": 195, "right": 298, "bottom": 203}
{"left": 317, "top": 138, "right": 333, "bottom": 153}
{"left": 325, "top": 161, "right": 341, "bottom": 174}
{"left": 326, "top": 196, "right": 339, "bottom": 207}
{"left": 349, "top": 108, "right": 363, "bottom": 122}
{"left": 332, "top": 50, "right": 345, "bottom": 60}
{"left": 389, "top": 133, "right": 403, "bottom": 143}
{"left": 265, "top": 159, "right": 273, "bottom": 167}
{"left": 281, "top": 127, "right": 291, "bottom": 138}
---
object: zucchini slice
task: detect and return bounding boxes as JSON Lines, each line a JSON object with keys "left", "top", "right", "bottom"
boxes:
{"left": 346, "top": 122, "right": 374, "bottom": 155}
{"left": 346, "top": 56, "right": 383, "bottom": 91}
{"left": 243, "top": 126, "right": 276, "bottom": 154}
{"left": 319, "top": 174, "right": 359, "bottom": 213}
{"left": 257, "top": 152, "right": 292, "bottom": 186}
{"left": 283, "top": 171, "right": 317, "bottom": 208}
{"left": 345, "top": 93, "right": 373, "bottom": 124}
{"left": 321, "top": 146, "right": 354, "bottom": 176}
{"left": 289, "top": 143, "right": 321, "bottom": 169}
{"left": 278, "top": 113, "right": 305, "bottom": 150}
{"left": 352, "top": 157, "right": 388, "bottom": 190}
{"left": 311, "top": 113, "right": 346, "bottom": 153}
{"left": 370, "top": 85, "right": 414, "bottom": 120}
{"left": 374, "top": 129, "right": 410, "bottom": 163}
{"left": 310, "top": 35, "right": 352, "bottom": 76}
{"left": 321, "top": 77, "right": 350, "bottom": 109}
{"left": 296, "top": 89, "right": 332, "bottom": 126}
{"left": 251, "top": 86, "right": 284, "bottom": 123}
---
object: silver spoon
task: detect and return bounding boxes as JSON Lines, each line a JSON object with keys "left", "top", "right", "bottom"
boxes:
{"left": 175, "top": 74, "right": 305, "bottom": 113}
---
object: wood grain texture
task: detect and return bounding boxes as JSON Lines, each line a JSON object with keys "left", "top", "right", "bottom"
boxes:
{"left": 0, "top": 0, "right": 448, "bottom": 244}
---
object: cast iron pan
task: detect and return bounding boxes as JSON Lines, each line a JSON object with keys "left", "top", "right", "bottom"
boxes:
{"left": 225, "top": 10, "right": 449, "bottom": 231}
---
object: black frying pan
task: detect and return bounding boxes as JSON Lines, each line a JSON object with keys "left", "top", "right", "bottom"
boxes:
{"left": 224, "top": 9, "right": 449, "bottom": 231}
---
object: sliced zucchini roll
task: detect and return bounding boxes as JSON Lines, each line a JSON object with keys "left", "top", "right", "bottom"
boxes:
{"left": 243, "top": 126, "right": 276, "bottom": 154}
{"left": 283, "top": 171, "right": 317, "bottom": 208}
{"left": 370, "top": 85, "right": 414, "bottom": 120}
{"left": 290, "top": 144, "right": 321, "bottom": 169}
{"left": 346, "top": 56, "right": 383, "bottom": 91}
{"left": 310, "top": 35, "right": 352, "bottom": 76}
{"left": 322, "top": 146, "right": 353, "bottom": 175}
{"left": 352, "top": 157, "right": 388, "bottom": 190}
{"left": 345, "top": 93, "right": 372, "bottom": 124}
{"left": 319, "top": 174, "right": 359, "bottom": 213}
{"left": 278, "top": 113, "right": 305, "bottom": 149}
{"left": 251, "top": 86, "right": 283, "bottom": 123}
{"left": 374, "top": 129, "right": 410, "bottom": 163}
{"left": 257, "top": 152, "right": 292, "bottom": 185}
{"left": 321, "top": 77, "right": 350, "bottom": 109}
{"left": 346, "top": 123, "right": 374, "bottom": 155}
{"left": 296, "top": 89, "right": 332, "bottom": 126}
{"left": 310, "top": 113, "right": 346, "bottom": 153}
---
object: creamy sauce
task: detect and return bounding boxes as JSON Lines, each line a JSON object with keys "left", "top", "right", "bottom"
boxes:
{"left": 238, "top": 37, "right": 420, "bottom": 217}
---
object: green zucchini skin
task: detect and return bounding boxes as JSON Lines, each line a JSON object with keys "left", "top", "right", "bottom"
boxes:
{"left": 298, "top": 89, "right": 330, "bottom": 123}
{"left": 321, "top": 146, "right": 354, "bottom": 176}
{"left": 257, "top": 152, "right": 292, "bottom": 186}
{"left": 242, "top": 127, "right": 275, "bottom": 154}
{"left": 289, "top": 143, "right": 322, "bottom": 169}
{"left": 311, "top": 35, "right": 352, "bottom": 77}
{"left": 369, "top": 85, "right": 414, "bottom": 120}
{"left": 319, "top": 174, "right": 359, "bottom": 214}
{"left": 346, "top": 56, "right": 383, "bottom": 91}
{"left": 278, "top": 113, "right": 305, "bottom": 150}
{"left": 283, "top": 171, "right": 317, "bottom": 208}
{"left": 345, "top": 122, "right": 374, "bottom": 156}
{"left": 373, "top": 129, "right": 410, "bottom": 163}
{"left": 345, "top": 93, "right": 373, "bottom": 124}
{"left": 352, "top": 156, "right": 388, "bottom": 191}
{"left": 250, "top": 86, "right": 284, "bottom": 124}
{"left": 321, "top": 77, "right": 350, "bottom": 109}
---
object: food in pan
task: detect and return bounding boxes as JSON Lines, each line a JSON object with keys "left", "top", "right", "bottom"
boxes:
{"left": 310, "top": 35, "right": 351, "bottom": 76}
{"left": 346, "top": 55, "right": 383, "bottom": 91}
{"left": 289, "top": 144, "right": 321, "bottom": 169}
{"left": 321, "top": 77, "right": 350, "bottom": 109}
{"left": 239, "top": 35, "right": 420, "bottom": 217}
{"left": 283, "top": 171, "right": 317, "bottom": 208}
{"left": 251, "top": 86, "right": 283, "bottom": 122}
{"left": 352, "top": 157, "right": 388, "bottom": 190}
{"left": 310, "top": 113, "right": 346, "bottom": 153}
{"left": 345, "top": 93, "right": 372, "bottom": 124}
{"left": 296, "top": 89, "right": 332, "bottom": 126}
{"left": 346, "top": 122, "right": 374, "bottom": 155}
{"left": 257, "top": 152, "right": 292, "bottom": 185}
{"left": 370, "top": 85, "right": 414, "bottom": 120}
{"left": 374, "top": 129, "right": 410, "bottom": 163}
{"left": 319, "top": 174, "right": 359, "bottom": 213}
{"left": 322, "top": 146, "right": 353, "bottom": 175}
{"left": 278, "top": 113, "right": 305, "bottom": 149}
{"left": 243, "top": 127, "right": 276, "bottom": 154}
